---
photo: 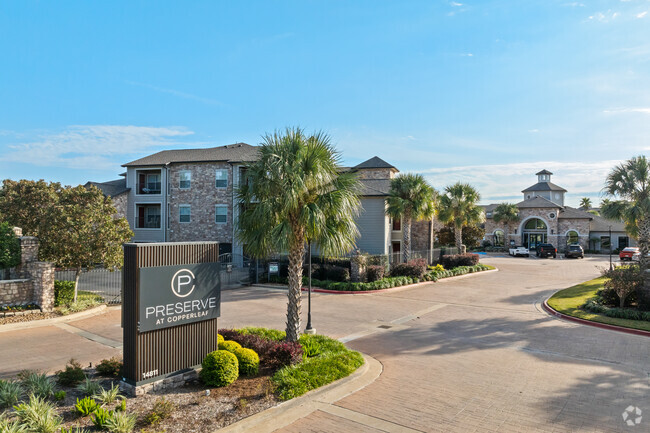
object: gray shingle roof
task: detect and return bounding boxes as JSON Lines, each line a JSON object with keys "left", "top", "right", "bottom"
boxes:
{"left": 522, "top": 182, "right": 567, "bottom": 193}
{"left": 536, "top": 169, "right": 553, "bottom": 175}
{"left": 359, "top": 179, "right": 391, "bottom": 196}
{"left": 589, "top": 214, "right": 627, "bottom": 232}
{"left": 516, "top": 196, "right": 562, "bottom": 209}
{"left": 558, "top": 206, "right": 593, "bottom": 220}
{"left": 122, "top": 143, "right": 259, "bottom": 167}
{"left": 353, "top": 156, "right": 397, "bottom": 170}
{"left": 85, "top": 179, "right": 129, "bottom": 197}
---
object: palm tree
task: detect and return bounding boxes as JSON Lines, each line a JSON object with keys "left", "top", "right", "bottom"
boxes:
{"left": 579, "top": 197, "right": 592, "bottom": 210}
{"left": 492, "top": 203, "right": 519, "bottom": 247}
{"left": 601, "top": 156, "right": 650, "bottom": 309}
{"left": 236, "top": 128, "right": 361, "bottom": 341}
{"left": 437, "top": 182, "right": 484, "bottom": 252}
{"left": 385, "top": 174, "right": 437, "bottom": 263}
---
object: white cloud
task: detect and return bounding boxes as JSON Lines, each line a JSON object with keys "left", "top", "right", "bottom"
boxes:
{"left": 637, "top": 11, "right": 647, "bottom": 18}
{"left": 415, "top": 160, "right": 622, "bottom": 207}
{"left": 125, "top": 81, "right": 223, "bottom": 106}
{"left": 588, "top": 10, "right": 619, "bottom": 22}
{"left": 603, "top": 107, "right": 650, "bottom": 115}
{"left": 1, "top": 125, "right": 197, "bottom": 171}
{"left": 528, "top": 129, "right": 540, "bottom": 133}
{"left": 450, "top": 1, "right": 463, "bottom": 6}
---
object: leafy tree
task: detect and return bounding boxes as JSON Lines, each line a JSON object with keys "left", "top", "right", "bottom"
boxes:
{"left": 579, "top": 197, "right": 592, "bottom": 210}
{"left": 236, "top": 128, "right": 361, "bottom": 342}
{"left": 492, "top": 203, "right": 519, "bottom": 247}
{"left": 602, "top": 265, "right": 642, "bottom": 308}
{"left": 385, "top": 174, "right": 437, "bottom": 262}
{"left": 47, "top": 185, "right": 133, "bottom": 301}
{"left": 0, "top": 222, "right": 21, "bottom": 279}
{"left": 436, "top": 224, "right": 485, "bottom": 249}
{"left": 601, "top": 156, "right": 650, "bottom": 309}
{"left": 437, "top": 182, "right": 484, "bottom": 252}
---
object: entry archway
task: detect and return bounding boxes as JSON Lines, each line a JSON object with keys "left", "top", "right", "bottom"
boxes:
{"left": 521, "top": 217, "right": 548, "bottom": 249}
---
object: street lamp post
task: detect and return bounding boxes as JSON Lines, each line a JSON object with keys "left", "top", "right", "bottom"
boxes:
{"left": 305, "top": 241, "right": 315, "bottom": 334}
{"left": 609, "top": 225, "right": 613, "bottom": 270}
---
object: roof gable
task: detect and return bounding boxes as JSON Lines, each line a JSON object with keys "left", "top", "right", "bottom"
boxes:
{"left": 516, "top": 196, "right": 563, "bottom": 209}
{"left": 123, "top": 143, "right": 258, "bottom": 167}
{"left": 522, "top": 181, "right": 567, "bottom": 193}
{"left": 353, "top": 156, "right": 396, "bottom": 170}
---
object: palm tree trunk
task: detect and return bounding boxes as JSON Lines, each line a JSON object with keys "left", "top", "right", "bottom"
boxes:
{"left": 285, "top": 238, "right": 305, "bottom": 342}
{"left": 455, "top": 225, "right": 463, "bottom": 253}
{"left": 637, "top": 217, "right": 650, "bottom": 310}
{"left": 402, "top": 217, "right": 412, "bottom": 263}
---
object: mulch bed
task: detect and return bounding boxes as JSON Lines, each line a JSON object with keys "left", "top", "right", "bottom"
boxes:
{"left": 0, "top": 311, "right": 61, "bottom": 325}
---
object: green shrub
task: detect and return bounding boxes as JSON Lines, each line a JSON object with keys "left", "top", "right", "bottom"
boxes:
{"left": 96, "top": 357, "right": 123, "bottom": 377}
{"left": 390, "top": 259, "right": 427, "bottom": 279}
{"left": 217, "top": 333, "right": 224, "bottom": 344}
{"left": 61, "top": 428, "right": 89, "bottom": 433}
{"left": 144, "top": 397, "right": 174, "bottom": 425}
{"left": 19, "top": 371, "right": 54, "bottom": 399}
{"left": 0, "top": 222, "right": 21, "bottom": 270}
{"left": 429, "top": 264, "right": 445, "bottom": 272}
{"left": 0, "top": 379, "right": 22, "bottom": 408}
{"left": 218, "top": 340, "right": 242, "bottom": 353}
{"left": 116, "top": 399, "right": 126, "bottom": 412}
{"left": 366, "top": 265, "right": 385, "bottom": 282}
{"left": 54, "top": 280, "right": 76, "bottom": 307}
{"left": 74, "top": 397, "right": 98, "bottom": 417}
{"left": 91, "top": 407, "right": 112, "bottom": 429}
{"left": 105, "top": 411, "right": 137, "bottom": 433}
{"left": 0, "top": 412, "right": 27, "bottom": 433}
{"left": 77, "top": 378, "right": 102, "bottom": 396}
{"left": 200, "top": 350, "right": 239, "bottom": 387}
{"left": 233, "top": 348, "right": 260, "bottom": 376}
{"left": 56, "top": 359, "right": 86, "bottom": 386}
{"left": 299, "top": 334, "right": 322, "bottom": 358}
{"left": 13, "top": 394, "right": 62, "bottom": 433}
{"left": 582, "top": 299, "right": 650, "bottom": 322}
{"left": 601, "top": 265, "right": 643, "bottom": 308}
{"left": 93, "top": 383, "right": 123, "bottom": 405}
{"left": 440, "top": 253, "right": 479, "bottom": 268}
{"left": 237, "top": 327, "right": 286, "bottom": 341}
{"left": 54, "top": 390, "right": 66, "bottom": 401}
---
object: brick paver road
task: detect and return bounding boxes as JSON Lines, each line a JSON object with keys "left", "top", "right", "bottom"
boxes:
{"left": 1, "top": 255, "right": 648, "bottom": 431}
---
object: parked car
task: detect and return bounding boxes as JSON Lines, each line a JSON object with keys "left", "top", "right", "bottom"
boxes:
{"left": 509, "top": 246, "right": 530, "bottom": 257}
{"left": 619, "top": 247, "right": 640, "bottom": 261}
{"left": 564, "top": 244, "right": 584, "bottom": 259}
{"left": 632, "top": 251, "right": 650, "bottom": 261}
{"left": 536, "top": 243, "right": 557, "bottom": 258}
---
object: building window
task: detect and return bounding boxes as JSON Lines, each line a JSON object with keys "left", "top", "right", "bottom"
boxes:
{"left": 567, "top": 230, "right": 579, "bottom": 244}
{"left": 179, "top": 171, "right": 191, "bottom": 189}
{"left": 619, "top": 236, "right": 629, "bottom": 250}
{"left": 216, "top": 206, "right": 227, "bottom": 224}
{"left": 136, "top": 204, "right": 161, "bottom": 228}
{"left": 524, "top": 218, "right": 547, "bottom": 230}
{"left": 219, "top": 243, "right": 232, "bottom": 256}
{"left": 137, "top": 170, "right": 162, "bottom": 194}
{"left": 392, "top": 217, "right": 401, "bottom": 231}
{"left": 216, "top": 169, "right": 228, "bottom": 188}
{"left": 179, "top": 205, "right": 191, "bottom": 223}
{"left": 494, "top": 230, "right": 505, "bottom": 246}
{"left": 601, "top": 236, "right": 611, "bottom": 250}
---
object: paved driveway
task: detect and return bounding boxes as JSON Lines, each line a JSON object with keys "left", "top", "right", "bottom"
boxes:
{"left": 1, "top": 256, "right": 648, "bottom": 431}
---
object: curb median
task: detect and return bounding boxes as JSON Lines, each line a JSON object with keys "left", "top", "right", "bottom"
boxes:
{"left": 0, "top": 304, "right": 117, "bottom": 333}
{"left": 542, "top": 299, "right": 650, "bottom": 338}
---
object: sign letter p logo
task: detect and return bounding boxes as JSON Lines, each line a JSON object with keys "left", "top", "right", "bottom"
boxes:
{"left": 171, "top": 269, "right": 196, "bottom": 297}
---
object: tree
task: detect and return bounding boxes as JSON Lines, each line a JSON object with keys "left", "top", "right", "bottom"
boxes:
{"left": 602, "top": 265, "right": 643, "bottom": 308}
{"left": 236, "top": 128, "right": 361, "bottom": 342}
{"left": 492, "top": 203, "right": 519, "bottom": 247}
{"left": 385, "top": 174, "right": 437, "bottom": 262}
{"left": 437, "top": 182, "right": 484, "bottom": 252}
{"left": 601, "top": 156, "right": 650, "bottom": 309}
{"left": 0, "top": 222, "right": 21, "bottom": 279}
{"left": 579, "top": 197, "right": 592, "bottom": 210}
{"left": 436, "top": 224, "right": 485, "bottom": 249}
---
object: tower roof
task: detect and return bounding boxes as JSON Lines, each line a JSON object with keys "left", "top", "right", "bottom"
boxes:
{"left": 353, "top": 156, "right": 397, "bottom": 170}
{"left": 535, "top": 169, "right": 553, "bottom": 176}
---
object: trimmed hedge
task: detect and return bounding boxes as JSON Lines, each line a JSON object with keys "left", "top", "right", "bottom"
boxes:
{"left": 218, "top": 340, "right": 242, "bottom": 353}
{"left": 200, "top": 350, "right": 239, "bottom": 387}
{"left": 440, "top": 253, "right": 479, "bottom": 268}
{"left": 366, "top": 265, "right": 385, "bottom": 282}
{"left": 391, "top": 258, "right": 427, "bottom": 279}
{"left": 233, "top": 348, "right": 260, "bottom": 376}
{"left": 582, "top": 299, "right": 650, "bottom": 322}
{"left": 54, "top": 281, "right": 76, "bottom": 306}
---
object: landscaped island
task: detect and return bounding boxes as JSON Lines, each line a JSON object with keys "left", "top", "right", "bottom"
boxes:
{"left": 0, "top": 327, "right": 363, "bottom": 432}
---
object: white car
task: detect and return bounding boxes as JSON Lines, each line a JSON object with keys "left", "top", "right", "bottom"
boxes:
{"left": 632, "top": 251, "right": 650, "bottom": 261}
{"left": 509, "top": 246, "right": 530, "bottom": 257}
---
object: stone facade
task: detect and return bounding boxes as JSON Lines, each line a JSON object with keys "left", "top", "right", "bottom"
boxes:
{"left": 119, "top": 368, "right": 200, "bottom": 397}
{"left": 167, "top": 162, "right": 234, "bottom": 244}
{"left": 1, "top": 235, "right": 55, "bottom": 311}
{"left": 111, "top": 192, "right": 128, "bottom": 221}
{"left": 356, "top": 168, "right": 395, "bottom": 180}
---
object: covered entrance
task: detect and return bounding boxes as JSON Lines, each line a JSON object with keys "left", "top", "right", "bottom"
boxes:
{"left": 522, "top": 218, "right": 548, "bottom": 249}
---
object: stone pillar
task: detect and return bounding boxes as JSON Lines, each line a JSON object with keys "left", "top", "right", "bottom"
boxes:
{"left": 20, "top": 237, "right": 39, "bottom": 264}
{"left": 12, "top": 227, "right": 22, "bottom": 237}
{"left": 28, "top": 262, "right": 55, "bottom": 312}
{"left": 350, "top": 253, "right": 367, "bottom": 283}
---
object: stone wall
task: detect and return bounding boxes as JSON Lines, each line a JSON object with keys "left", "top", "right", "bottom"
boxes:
{"left": 411, "top": 218, "right": 445, "bottom": 251}
{"left": 558, "top": 218, "right": 590, "bottom": 251}
{"left": 167, "top": 162, "right": 234, "bottom": 243}
{"left": 1, "top": 235, "right": 55, "bottom": 311}
{"left": 111, "top": 192, "right": 128, "bottom": 221}
{"left": 356, "top": 168, "right": 395, "bottom": 180}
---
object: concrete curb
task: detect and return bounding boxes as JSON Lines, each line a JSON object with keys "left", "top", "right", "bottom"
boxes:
{"left": 542, "top": 299, "right": 650, "bottom": 338}
{"left": 0, "top": 304, "right": 115, "bottom": 333}
{"left": 299, "top": 267, "right": 499, "bottom": 295}
{"left": 217, "top": 353, "right": 383, "bottom": 433}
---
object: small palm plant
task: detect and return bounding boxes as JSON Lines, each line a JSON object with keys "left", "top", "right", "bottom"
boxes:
{"left": 385, "top": 174, "right": 437, "bottom": 262}
{"left": 437, "top": 183, "right": 484, "bottom": 252}
{"left": 237, "top": 128, "right": 361, "bottom": 342}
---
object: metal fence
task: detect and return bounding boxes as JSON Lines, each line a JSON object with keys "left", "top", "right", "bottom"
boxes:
{"left": 217, "top": 253, "right": 252, "bottom": 289}
{"left": 55, "top": 267, "right": 122, "bottom": 304}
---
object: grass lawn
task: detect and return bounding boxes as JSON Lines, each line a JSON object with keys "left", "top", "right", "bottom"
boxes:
{"left": 547, "top": 277, "right": 650, "bottom": 332}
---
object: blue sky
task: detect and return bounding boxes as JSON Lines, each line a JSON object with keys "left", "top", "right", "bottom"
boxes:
{"left": 1, "top": 0, "right": 649, "bottom": 207}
